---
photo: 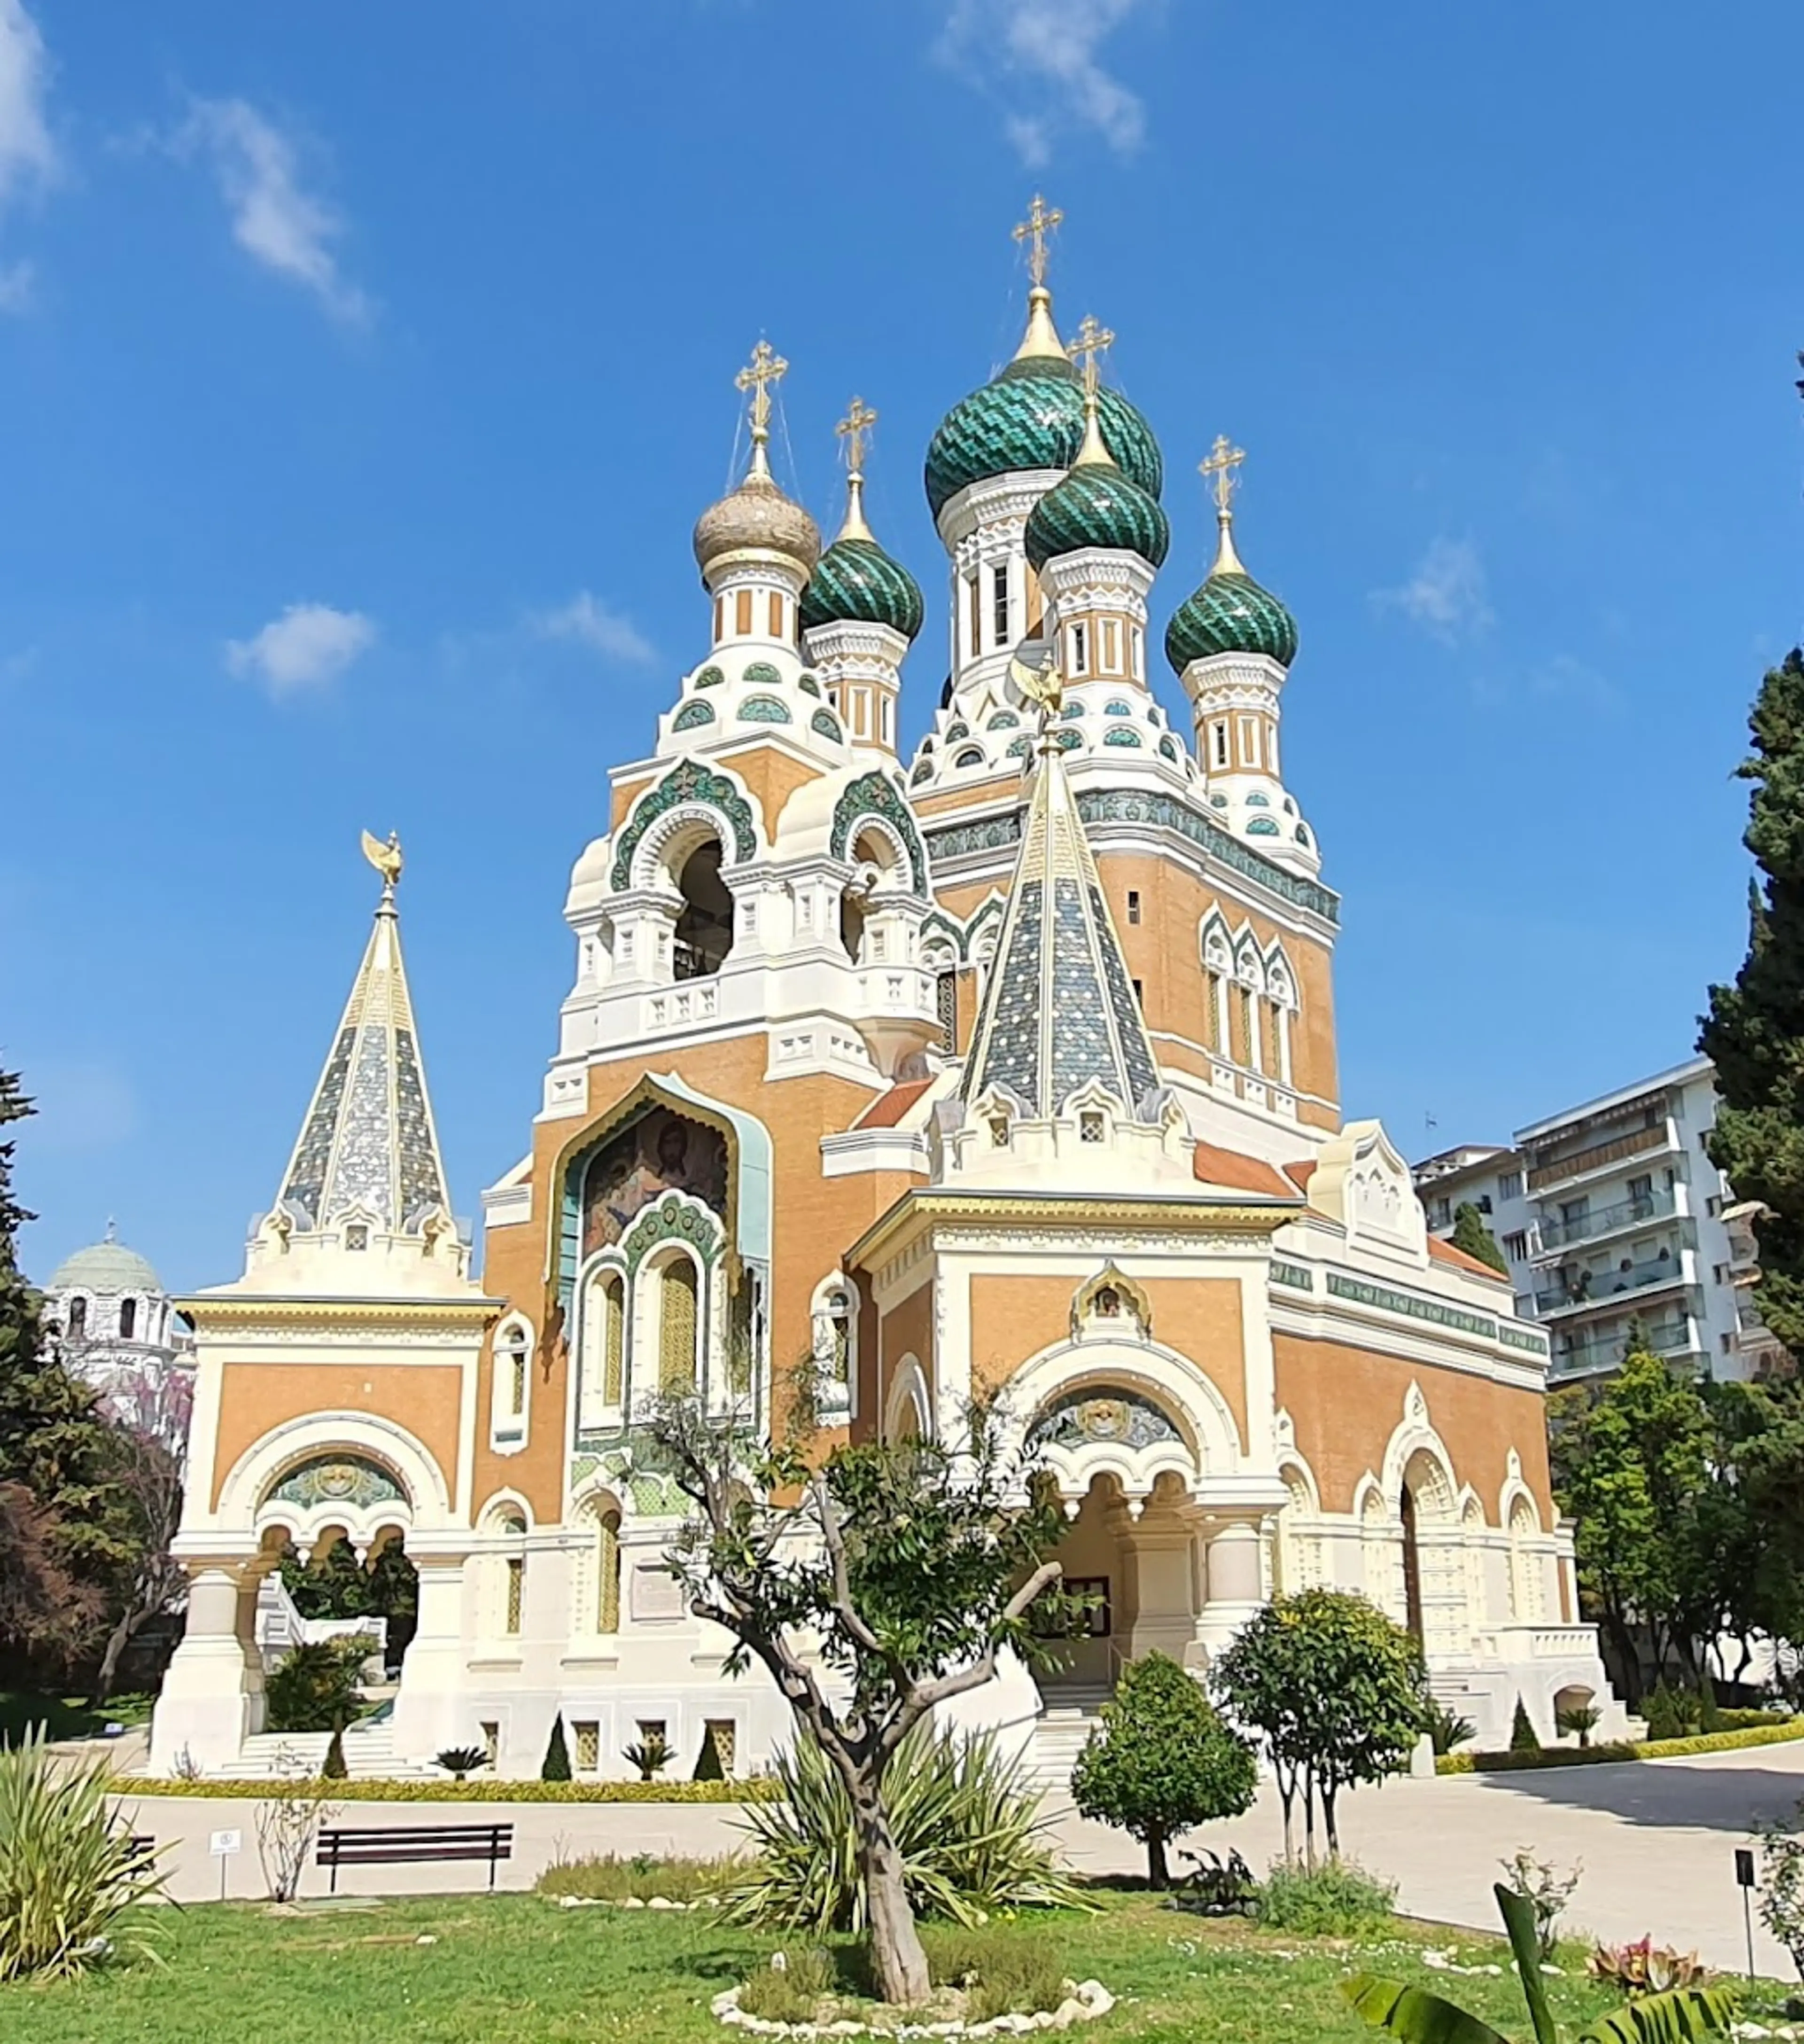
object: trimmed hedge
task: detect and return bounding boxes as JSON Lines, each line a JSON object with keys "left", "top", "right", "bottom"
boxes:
{"left": 1436, "top": 1716, "right": 1804, "bottom": 1775}
{"left": 115, "top": 1774, "right": 779, "bottom": 1804}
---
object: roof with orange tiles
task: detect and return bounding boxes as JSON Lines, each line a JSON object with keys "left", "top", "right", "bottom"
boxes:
{"left": 1191, "top": 1140, "right": 1306, "bottom": 1201}
{"left": 853, "top": 1078, "right": 934, "bottom": 1130}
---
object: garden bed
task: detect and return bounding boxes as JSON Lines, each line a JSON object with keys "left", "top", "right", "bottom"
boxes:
{"left": 117, "top": 1774, "right": 777, "bottom": 1802}
{"left": 1437, "top": 1717, "right": 1804, "bottom": 1773}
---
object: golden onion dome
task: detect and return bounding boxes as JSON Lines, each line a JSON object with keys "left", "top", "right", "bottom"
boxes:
{"left": 692, "top": 453, "right": 822, "bottom": 579}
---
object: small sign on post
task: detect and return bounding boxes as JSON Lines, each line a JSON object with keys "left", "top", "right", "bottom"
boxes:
{"left": 1737, "top": 1847, "right": 1758, "bottom": 1980}
{"left": 210, "top": 1827, "right": 242, "bottom": 1903}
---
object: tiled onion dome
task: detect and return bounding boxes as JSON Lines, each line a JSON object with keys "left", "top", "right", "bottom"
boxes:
{"left": 925, "top": 356, "right": 1162, "bottom": 520}
{"left": 1025, "top": 457, "right": 1170, "bottom": 571}
{"left": 693, "top": 467, "right": 821, "bottom": 579}
{"left": 801, "top": 536, "right": 925, "bottom": 641}
{"left": 1165, "top": 567, "right": 1297, "bottom": 672}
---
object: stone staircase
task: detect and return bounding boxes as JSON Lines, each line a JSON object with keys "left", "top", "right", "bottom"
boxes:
{"left": 1029, "top": 1684, "right": 1110, "bottom": 1795}
{"left": 214, "top": 1710, "right": 439, "bottom": 1782}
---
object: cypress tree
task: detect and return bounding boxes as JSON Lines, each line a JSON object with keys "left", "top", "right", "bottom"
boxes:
{"left": 1509, "top": 1696, "right": 1541, "bottom": 1753}
{"left": 1449, "top": 1200, "right": 1509, "bottom": 1275}
{"left": 541, "top": 1714, "right": 572, "bottom": 1781}
{"left": 1701, "top": 649, "right": 1804, "bottom": 1353}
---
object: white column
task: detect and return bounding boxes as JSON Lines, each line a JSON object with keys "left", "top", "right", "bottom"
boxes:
{"left": 389, "top": 1552, "right": 470, "bottom": 1764}
{"left": 1196, "top": 1519, "right": 1265, "bottom": 1654}
{"left": 148, "top": 1563, "right": 263, "bottom": 1775}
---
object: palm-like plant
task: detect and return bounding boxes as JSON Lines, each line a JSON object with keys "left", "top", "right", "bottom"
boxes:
{"left": 1557, "top": 1703, "right": 1603, "bottom": 1750}
{"left": 721, "top": 1723, "right": 1084, "bottom": 1932}
{"left": 1345, "top": 1882, "right": 1735, "bottom": 2044}
{"left": 435, "top": 1746, "right": 490, "bottom": 1782}
{"left": 622, "top": 1731, "right": 672, "bottom": 1781}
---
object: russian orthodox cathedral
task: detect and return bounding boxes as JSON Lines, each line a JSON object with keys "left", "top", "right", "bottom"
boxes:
{"left": 152, "top": 203, "right": 1620, "bottom": 1781}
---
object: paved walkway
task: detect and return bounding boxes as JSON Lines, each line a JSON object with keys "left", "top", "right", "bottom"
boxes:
{"left": 117, "top": 1740, "right": 1804, "bottom": 1976}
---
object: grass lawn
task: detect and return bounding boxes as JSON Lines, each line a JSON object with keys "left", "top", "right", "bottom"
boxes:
{"left": 1, "top": 1890, "right": 1734, "bottom": 2044}
{"left": 0, "top": 1690, "right": 153, "bottom": 1742}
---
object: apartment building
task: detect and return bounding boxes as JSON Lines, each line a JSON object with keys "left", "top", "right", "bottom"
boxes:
{"left": 1414, "top": 1057, "right": 1778, "bottom": 1385}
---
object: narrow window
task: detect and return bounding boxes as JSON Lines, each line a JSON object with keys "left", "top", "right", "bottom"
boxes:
{"left": 1025, "top": 562, "right": 1043, "bottom": 636}
{"left": 480, "top": 1721, "right": 499, "bottom": 1763}
{"left": 596, "top": 1508, "right": 621, "bottom": 1633}
{"left": 734, "top": 589, "right": 752, "bottom": 635}
{"left": 1130, "top": 625, "right": 1143, "bottom": 679}
{"left": 344, "top": 1223, "right": 368, "bottom": 1251}
{"left": 768, "top": 590, "right": 784, "bottom": 638}
{"left": 1240, "top": 716, "right": 1261, "bottom": 768}
{"left": 991, "top": 563, "right": 1009, "bottom": 646}
{"left": 1101, "top": 617, "right": 1120, "bottom": 671}
{"left": 1203, "top": 971, "right": 1222, "bottom": 1053}
{"left": 880, "top": 696, "right": 893, "bottom": 745}
{"left": 504, "top": 1556, "right": 524, "bottom": 1635}
{"left": 602, "top": 1276, "right": 624, "bottom": 1405}
{"left": 1132, "top": 978, "right": 1143, "bottom": 1004}
{"left": 1211, "top": 721, "right": 1229, "bottom": 768}
{"left": 574, "top": 1721, "right": 601, "bottom": 1771}
{"left": 713, "top": 595, "right": 724, "bottom": 642}
{"left": 118, "top": 1296, "right": 136, "bottom": 1340}
{"left": 659, "top": 1258, "right": 700, "bottom": 1394}
{"left": 1126, "top": 889, "right": 1141, "bottom": 925}
{"left": 854, "top": 690, "right": 869, "bottom": 738}
{"left": 67, "top": 1295, "right": 86, "bottom": 1338}
{"left": 965, "top": 572, "right": 981, "bottom": 658}
{"left": 1070, "top": 622, "right": 1089, "bottom": 674}
{"left": 1080, "top": 1110, "right": 1104, "bottom": 1143}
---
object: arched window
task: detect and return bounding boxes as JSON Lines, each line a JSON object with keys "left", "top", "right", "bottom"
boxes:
{"left": 491, "top": 1318, "right": 531, "bottom": 1449}
{"left": 674, "top": 838, "right": 733, "bottom": 980}
{"left": 579, "top": 1271, "right": 625, "bottom": 1429}
{"left": 1275, "top": 1469, "right": 1317, "bottom": 1592}
{"left": 1462, "top": 1497, "right": 1488, "bottom": 1629}
{"left": 572, "top": 1497, "right": 623, "bottom": 1637}
{"left": 66, "top": 1295, "right": 86, "bottom": 1339}
{"left": 810, "top": 1274, "right": 855, "bottom": 1416}
{"left": 1509, "top": 1495, "right": 1543, "bottom": 1620}
{"left": 482, "top": 1505, "right": 528, "bottom": 1638}
{"left": 657, "top": 1255, "right": 700, "bottom": 1396}
{"left": 118, "top": 1296, "right": 137, "bottom": 1341}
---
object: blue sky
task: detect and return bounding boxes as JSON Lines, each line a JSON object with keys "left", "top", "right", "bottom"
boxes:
{"left": 4, "top": 0, "right": 1801, "bottom": 1290}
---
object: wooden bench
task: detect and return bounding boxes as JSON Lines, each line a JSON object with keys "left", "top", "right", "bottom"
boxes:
{"left": 124, "top": 1833, "right": 156, "bottom": 1873}
{"left": 316, "top": 1823, "right": 513, "bottom": 1894}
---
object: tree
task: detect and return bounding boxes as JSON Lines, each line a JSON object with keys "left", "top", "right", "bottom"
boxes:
{"left": 263, "top": 1638, "right": 367, "bottom": 1734}
{"left": 0, "top": 1070, "right": 155, "bottom": 1690}
{"left": 1548, "top": 1345, "right": 1713, "bottom": 1695}
{"left": 1069, "top": 1650, "right": 1256, "bottom": 1887}
{"left": 1213, "top": 1589, "right": 1425, "bottom": 1865}
{"left": 1450, "top": 1201, "right": 1509, "bottom": 1275}
{"left": 320, "top": 1725, "right": 348, "bottom": 1779}
{"left": 1509, "top": 1696, "right": 1540, "bottom": 1753}
{"left": 648, "top": 1397, "right": 1067, "bottom": 2005}
{"left": 1702, "top": 648, "right": 1804, "bottom": 1356}
{"left": 90, "top": 1423, "right": 184, "bottom": 1701}
{"left": 541, "top": 1714, "right": 572, "bottom": 1781}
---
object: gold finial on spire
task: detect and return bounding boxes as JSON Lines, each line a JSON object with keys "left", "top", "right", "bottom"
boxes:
{"left": 361, "top": 828, "right": 404, "bottom": 903}
{"left": 1013, "top": 193, "right": 1064, "bottom": 289}
{"left": 1011, "top": 195, "right": 1066, "bottom": 361}
{"left": 1199, "top": 434, "right": 1249, "bottom": 575}
{"left": 834, "top": 395, "right": 878, "bottom": 543}
{"left": 734, "top": 339, "right": 789, "bottom": 481}
{"left": 1066, "top": 313, "right": 1116, "bottom": 467}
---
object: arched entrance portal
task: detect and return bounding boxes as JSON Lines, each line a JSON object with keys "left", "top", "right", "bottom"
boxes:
{"left": 1035, "top": 1472, "right": 1202, "bottom": 1701}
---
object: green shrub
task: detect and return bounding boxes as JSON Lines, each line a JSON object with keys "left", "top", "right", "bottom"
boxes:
{"left": 1699, "top": 1677, "right": 1724, "bottom": 1734}
{"left": 1069, "top": 1651, "right": 1256, "bottom": 1888}
{"left": 925, "top": 1925, "right": 1068, "bottom": 2021}
{"left": 692, "top": 1724, "right": 726, "bottom": 1782}
{"left": 1555, "top": 1701, "right": 1602, "bottom": 1748}
{"left": 263, "top": 1638, "right": 368, "bottom": 1734}
{"left": 737, "top": 1947, "right": 836, "bottom": 2022}
{"left": 1424, "top": 1700, "right": 1477, "bottom": 1755}
{"left": 534, "top": 1850, "right": 745, "bottom": 1902}
{"left": 541, "top": 1716, "right": 572, "bottom": 1782}
{"left": 1436, "top": 1717, "right": 1804, "bottom": 1774}
{"left": 132, "top": 1773, "right": 777, "bottom": 1803}
{"left": 435, "top": 1745, "right": 490, "bottom": 1781}
{"left": 1509, "top": 1696, "right": 1541, "bottom": 1753}
{"left": 0, "top": 1732, "right": 166, "bottom": 1980}
{"left": 1724, "top": 1707, "right": 1789, "bottom": 1729}
{"left": 720, "top": 1724, "right": 1084, "bottom": 1932}
{"left": 1257, "top": 1857, "right": 1397, "bottom": 1935}
{"left": 1642, "top": 1680, "right": 1693, "bottom": 1741}
{"left": 320, "top": 1726, "right": 348, "bottom": 1780}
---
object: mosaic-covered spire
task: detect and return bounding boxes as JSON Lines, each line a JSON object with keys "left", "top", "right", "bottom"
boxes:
{"left": 961, "top": 727, "right": 1161, "bottom": 1118}
{"left": 275, "top": 834, "right": 451, "bottom": 1235}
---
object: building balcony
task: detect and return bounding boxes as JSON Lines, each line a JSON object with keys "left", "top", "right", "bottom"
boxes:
{"left": 1533, "top": 1186, "right": 1678, "bottom": 1257}
{"left": 1532, "top": 1256, "right": 1688, "bottom": 1319}
{"left": 1526, "top": 1121, "right": 1673, "bottom": 1195}
{"left": 1548, "top": 1313, "right": 1694, "bottom": 1381}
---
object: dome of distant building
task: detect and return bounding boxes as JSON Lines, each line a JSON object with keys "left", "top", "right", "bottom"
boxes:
{"left": 48, "top": 1233, "right": 161, "bottom": 1295}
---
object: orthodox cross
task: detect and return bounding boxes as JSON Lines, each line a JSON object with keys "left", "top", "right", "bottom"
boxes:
{"left": 836, "top": 395, "right": 877, "bottom": 475}
{"left": 735, "top": 339, "right": 788, "bottom": 445}
{"left": 1012, "top": 193, "right": 1064, "bottom": 288}
{"left": 1200, "top": 433, "right": 1246, "bottom": 515}
{"left": 1067, "top": 314, "right": 1114, "bottom": 401}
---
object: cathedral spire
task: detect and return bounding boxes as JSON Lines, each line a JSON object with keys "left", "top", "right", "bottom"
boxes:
{"left": 1200, "top": 433, "right": 1248, "bottom": 576}
{"left": 274, "top": 834, "right": 451, "bottom": 1237}
{"left": 962, "top": 717, "right": 1161, "bottom": 1120}
{"left": 1011, "top": 193, "right": 1067, "bottom": 363}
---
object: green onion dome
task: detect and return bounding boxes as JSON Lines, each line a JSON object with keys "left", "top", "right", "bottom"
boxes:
{"left": 801, "top": 535, "right": 925, "bottom": 642}
{"left": 1164, "top": 518, "right": 1298, "bottom": 672}
{"left": 1025, "top": 455, "right": 1170, "bottom": 572}
{"left": 925, "top": 295, "right": 1162, "bottom": 520}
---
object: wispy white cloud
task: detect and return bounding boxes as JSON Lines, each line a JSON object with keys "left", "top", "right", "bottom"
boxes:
{"left": 938, "top": 0, "right": 1151, "bottom": 165}
{"left": 530, "top": 591, "right": 655, "bottom": 665}
{"left": 1373, "top": 537, "right": 1494, "bottom": 646}
{"left": 177, "top": 98, "right": 368, "bottom": 322}
{"left": 226, "top": 602, "right": 376, "bottom": 698}
{"left": 0, "top": 0, "right": 56, "bottom": 312}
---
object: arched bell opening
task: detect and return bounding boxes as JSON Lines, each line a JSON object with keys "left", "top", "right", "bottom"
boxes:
{"left": 674, "top": 838, "right": 734, "bottom": 979}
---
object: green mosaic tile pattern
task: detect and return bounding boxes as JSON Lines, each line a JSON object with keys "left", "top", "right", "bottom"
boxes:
{"left": 925, "top": 357, "right": 1163, "bottom": 518}
{"left": 800, "top": 536, "right": 925, "bottom": 640}
{"left": 1025, "top": 459, "right": 1170, "bottom": 570}
{"left": 1165, "top": 569, "right": 1299, "bottom": 672}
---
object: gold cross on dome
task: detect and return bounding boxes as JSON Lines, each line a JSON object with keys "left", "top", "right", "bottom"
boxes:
{"left": 1200, "top": 433, "right": 1246, "bottom": 515}
{"left": 1012, "top": 193, "right": 1064, "bottom": 288}
{"left": 836, "top": 395, "right": 877, "bottom": 474}
{"left": 735, "top": 339, "right": 789, "bottom": 444}
{"left": 1067, "top": 313, "right": 1114, "bottom": 399}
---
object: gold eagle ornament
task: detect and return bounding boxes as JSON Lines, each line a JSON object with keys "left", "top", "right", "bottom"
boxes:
{"left": 361, "top": 828, "right": 404, "bottom": 894}
{"left": 1007, "top": 650, "right": 1065, "bottom": 721}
